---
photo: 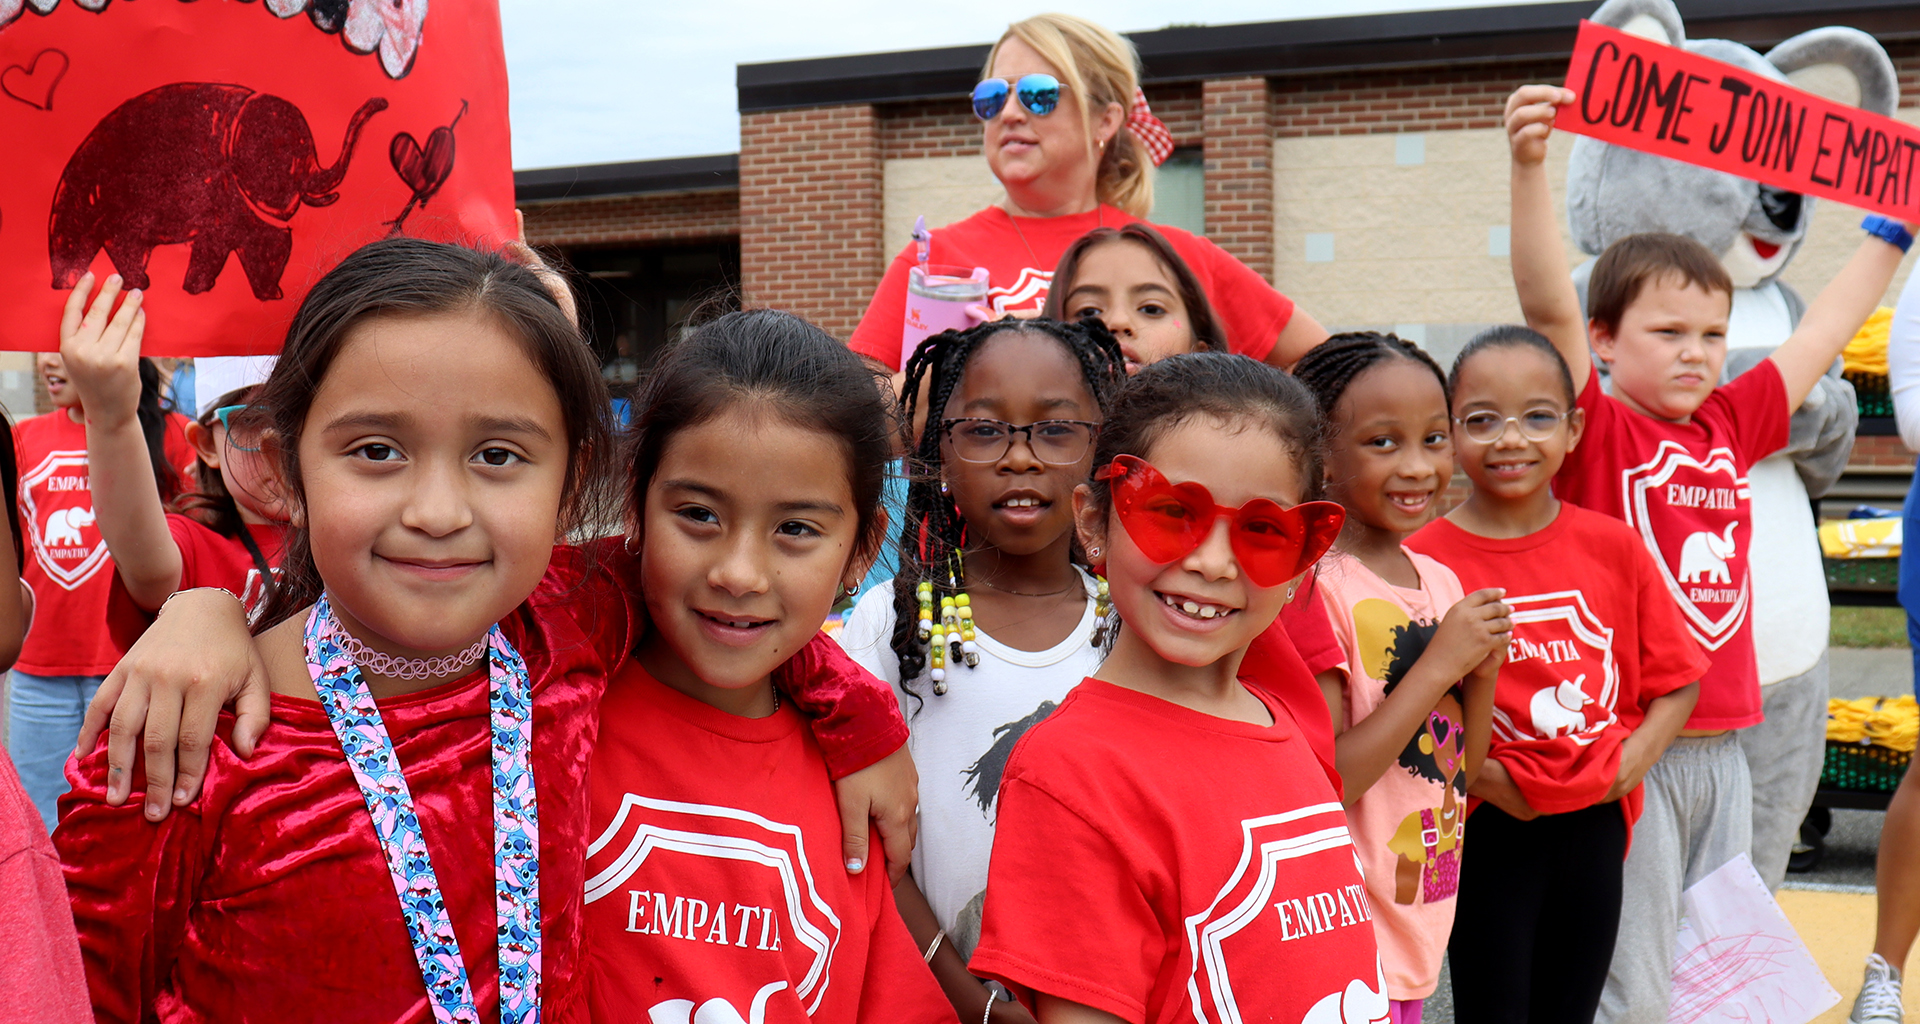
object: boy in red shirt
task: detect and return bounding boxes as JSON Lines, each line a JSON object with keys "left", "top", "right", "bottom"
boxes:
{"left": 1506, "top": 85, "right": 1914, "bottom": 1023}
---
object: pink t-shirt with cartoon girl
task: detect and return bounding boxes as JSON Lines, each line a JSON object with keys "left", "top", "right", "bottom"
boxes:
{"left": 1316, "top": 547, "right": 1467, "bottom": 1001}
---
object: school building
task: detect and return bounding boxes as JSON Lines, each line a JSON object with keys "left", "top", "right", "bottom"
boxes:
{"left": 517, "top": 0, "right": 1920, "bottom": 518}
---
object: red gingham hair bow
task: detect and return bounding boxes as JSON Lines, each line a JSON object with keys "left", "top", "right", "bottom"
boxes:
{"left": 1126, "top": 87, "right": 1174, "bottom": 166}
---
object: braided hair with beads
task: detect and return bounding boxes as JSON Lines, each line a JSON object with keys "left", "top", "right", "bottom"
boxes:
{"left": 887, "top": 317, "right": 1126, "bottom": 698}
{"left": 1291, "top": 330, "right": 1450, "bottom": 425}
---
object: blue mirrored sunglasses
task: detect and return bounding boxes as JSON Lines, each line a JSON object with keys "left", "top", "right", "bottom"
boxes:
{"left": 213, "top": 404, "right": 261, "bottom": 453}
{"left": 972, "top": 74, "right": 1064, "bottom": 121}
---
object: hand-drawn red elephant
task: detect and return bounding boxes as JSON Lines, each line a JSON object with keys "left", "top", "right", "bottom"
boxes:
{"left": 48, "top": 83, "right": 387, "bottom": 300}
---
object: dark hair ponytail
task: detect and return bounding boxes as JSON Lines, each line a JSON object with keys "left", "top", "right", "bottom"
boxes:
{"left": 136, "top": 358, "right": 183, "bottom": 502}
{"left": 251, "top": 237, "right": 618, "bottom": 632}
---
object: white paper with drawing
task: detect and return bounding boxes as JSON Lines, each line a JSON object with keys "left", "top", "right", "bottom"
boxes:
{"left": 1666, "top": 854, "right": 1839, "bottom": 1024}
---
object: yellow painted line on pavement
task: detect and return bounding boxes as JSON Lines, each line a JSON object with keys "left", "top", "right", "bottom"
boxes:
{"left": 1777, "top": 888, "right": 1911, "bottom": 1023}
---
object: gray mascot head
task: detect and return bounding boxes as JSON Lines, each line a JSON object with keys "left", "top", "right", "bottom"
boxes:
{"left": 1567, "top": 0, "right": 1900, "bottom": 289}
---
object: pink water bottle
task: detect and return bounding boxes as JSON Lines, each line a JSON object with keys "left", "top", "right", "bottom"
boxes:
{"left": 900, "top": 215, "right": 989, "bottom": 367}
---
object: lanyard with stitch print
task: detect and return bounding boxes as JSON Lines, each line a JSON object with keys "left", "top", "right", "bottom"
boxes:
{"left": 306, "top": 595, "right": 541, "bottom": 1024}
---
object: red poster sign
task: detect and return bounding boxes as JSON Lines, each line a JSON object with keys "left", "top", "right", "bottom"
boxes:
{"left": 0, "top": 0, "right": 515, "bottom": 356}
{"left": 1561, "top": 19, "right": 1920, "bottom": 225}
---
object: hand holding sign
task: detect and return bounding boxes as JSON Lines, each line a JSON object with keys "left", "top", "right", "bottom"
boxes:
{"left": 58, "top": 272, "right": 145, "bottom": 429}
{"left": 1506, "top": 84, "right": 1576, "bottom": 168}
{"left": 1559, "top": 19, "right": 1920, "bottom": 226}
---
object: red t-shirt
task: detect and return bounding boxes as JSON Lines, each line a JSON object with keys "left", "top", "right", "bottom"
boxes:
{"left": 107, "top": 515, "right": 289, "bottom": 649}
{"left": 583, "top": 660, "right": 956, "bottom": 1024}
{"left": 1553, "top": 362, "right": 1789, "bottom": 730}
{"left": 170, "top": 515, "right": 286, "bottom": 611}
{"left": 971, "top": 678, "right": 1383, "bottom": 1022}
{"left": 14, "top": 409, "right": 194, "bottom": 676}
{"left": 1406, "top": 507, "right": 1710, "bottom": 827}
{"left": 1243, "top": 598, "right": 1343, "bottom": 798}
{"left": 848, "top": 205, "right": 1296, "bottom": 369}
{"left": 1281, "top": 571, "right": 1344, "bottom": 678}
{"left": 55, "top": 544, "right": 909, "bottom": 1024}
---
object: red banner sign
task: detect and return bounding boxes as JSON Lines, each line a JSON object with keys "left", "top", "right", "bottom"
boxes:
{"left": 0, "top": 0, "right": 515, "bottom": 355}
{"left": 1560, "top": 19, "right": 1920, "bottom": 224}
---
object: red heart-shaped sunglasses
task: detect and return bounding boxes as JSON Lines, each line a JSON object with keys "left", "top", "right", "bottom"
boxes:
{"left": 1095, "top": 454, "right": 1345, "bottom": 588}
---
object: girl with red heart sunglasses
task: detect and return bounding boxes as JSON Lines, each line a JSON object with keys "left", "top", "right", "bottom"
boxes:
{"left": 1291, "top": 331, "right": 1513, "bottom": 1024}
{"left": 971, "top": 352, "right": 1386, "bottom": 1023}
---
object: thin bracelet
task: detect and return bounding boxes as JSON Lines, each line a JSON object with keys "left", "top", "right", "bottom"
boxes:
{"left": 157, "top": 586, "right": 241, "bottom": 618}
{"left": 982, "top": 989, "right": 999, "bottom": 1024}
{"left": 923, "top": 928, "right": 947, "bottom": 964}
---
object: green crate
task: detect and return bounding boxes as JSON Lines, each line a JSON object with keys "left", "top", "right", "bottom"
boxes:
{"left": 1822, "top": 740, "right": 1911, "bottom": 792}
{"left": 1847, "top": 371, "right": 1895, "bottom": 418}
{"left": 1826, "top": 555, "right": 1900, "bottom": 591}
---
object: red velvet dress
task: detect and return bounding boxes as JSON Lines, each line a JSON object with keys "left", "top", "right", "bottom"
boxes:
{"left": 54, "top": 544, "right": 908, "bottom": 1023}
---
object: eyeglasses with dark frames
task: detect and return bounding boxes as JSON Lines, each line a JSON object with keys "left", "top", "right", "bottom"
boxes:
{"left": 940, "top": 417, "right": 1100, "bottom": 466}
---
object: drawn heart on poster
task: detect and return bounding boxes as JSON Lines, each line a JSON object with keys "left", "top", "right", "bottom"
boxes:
{"left": 387, "top": 98, "right": 466, "bottom": 230}
{"left": 2, "top": 49, "right": 68, "bottom": 110}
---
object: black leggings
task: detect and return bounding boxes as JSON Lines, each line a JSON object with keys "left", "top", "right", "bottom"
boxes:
{"left": 1447, "top": 801, "right": 1628, "bottom": 1024}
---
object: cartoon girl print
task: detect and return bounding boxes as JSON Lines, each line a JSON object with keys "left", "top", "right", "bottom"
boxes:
{"left": 1351, "top": 597, "right": 1467, "bottom": 907}
{"left": 1384, "top": 697, "right": 1465, "bottom": 906}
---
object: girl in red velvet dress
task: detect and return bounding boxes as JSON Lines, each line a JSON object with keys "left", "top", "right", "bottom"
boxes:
{"left": 54, "top": 240, "right": 912, "bottom": 1024}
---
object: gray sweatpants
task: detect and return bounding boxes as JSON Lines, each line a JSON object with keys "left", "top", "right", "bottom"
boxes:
{"left": 1741, "top": 655, "right": 1830, "bottom": 891}
{"left": 1596, "top": 733, "right": 1755, "bottom": 1024}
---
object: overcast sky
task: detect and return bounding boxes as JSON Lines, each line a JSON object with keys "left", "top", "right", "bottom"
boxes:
{"left": 499, "top": 0, "right": 1544, "bottom": 170}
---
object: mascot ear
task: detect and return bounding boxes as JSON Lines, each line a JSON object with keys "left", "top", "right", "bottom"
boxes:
{"left": 1766, "top": 28, "right": 1899, "bottom": 116}
{"left": 1588, "top": 0, "right": 1684, "bottom": 46}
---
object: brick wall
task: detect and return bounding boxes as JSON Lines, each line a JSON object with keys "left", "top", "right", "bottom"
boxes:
{"left": 1851, "top": 434, "right": 1917, "bottom": 468}
{"left": 1204, "top": 77, "right": 1275, "bottom": 280}
{"left": 739, "top": 104, "right": 885, "bottom": 340}
{"left": 520, "top": 189, "right": 739, "bottom": 249}
{"left": 1271, "top": 58, "right": 1566, "bottom": 138}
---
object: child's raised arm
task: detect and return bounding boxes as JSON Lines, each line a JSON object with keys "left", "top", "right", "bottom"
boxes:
{"left": 1506, "top": 85, "right": 1591, "bottom": 397}
{"left": 1770, "top": 226, "right": 1915, "bottom": 413}
{"left": 60, "top": 273, "right": 184, "bottom": 611}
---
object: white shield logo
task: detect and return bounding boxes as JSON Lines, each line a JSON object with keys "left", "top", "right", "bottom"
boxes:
{"left": 1621, "top": 441, "right": 1750, "bottom": 650}
{"left": 20, "top": 450, "right": 107, "bottom": 592}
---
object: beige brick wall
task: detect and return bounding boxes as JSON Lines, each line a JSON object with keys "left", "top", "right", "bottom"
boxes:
{"left": 881, "top": 156, "right": 1003, "bottom": 260}
{"left": 1272, "top": 126, "right": 1577, "bottom": 363}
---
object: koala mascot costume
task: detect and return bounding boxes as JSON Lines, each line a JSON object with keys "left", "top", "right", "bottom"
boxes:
{"left": 1569, "top": 0, "right": 1883, "bottom": 914}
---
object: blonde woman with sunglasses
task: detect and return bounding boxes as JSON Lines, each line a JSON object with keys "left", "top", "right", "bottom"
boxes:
{"left": 848, "top": 13, "right": 1329, "bottom": 376}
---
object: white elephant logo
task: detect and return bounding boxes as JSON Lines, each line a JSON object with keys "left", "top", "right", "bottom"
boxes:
{"left": 1301, "top": 971, "right": 1390, "bottom": 1024}
{"left": 1529, "top": 675, "right": 1594, "bottom": 738}
{"left": 44, "top": 506, "right": 95, "bottom": 548}
{"left": 648, "top": 981, "right": 788, "bottom": 1024}
{"left": 1676, "top": 523, "right": 1738, "bottom": 584}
